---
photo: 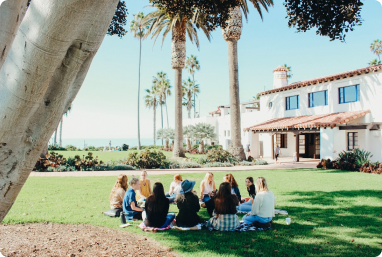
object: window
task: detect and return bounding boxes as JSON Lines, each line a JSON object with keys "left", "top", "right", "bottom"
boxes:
{"left": 339, "top": 85, "right": 360, "bottom": 104}
{"left": 224, "top": 130, "right": 226, "bottom": 137}
{"left": 348, "top": 132, "right": 358, "bottom": 151}
{"left": 286, "top": 95, "right": 299, "bottom": 110}
{"left": 268, "top": 102, "right": 273, "bottom": 109}
{"left": 309, "top": 90, "right": 328, "bottom": 107}
{"left": 228, "top": 130, "right": 231, "bottom": 137}
{"left": 276, "top": 134, "right": 287, "bottom": 148}
{"left": 299, "top": 135, "right": 305, "bottom": 154}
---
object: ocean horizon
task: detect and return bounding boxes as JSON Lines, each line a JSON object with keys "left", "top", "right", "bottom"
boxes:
{"left": 58, "top": 138, "right": 162, "bottom": 149}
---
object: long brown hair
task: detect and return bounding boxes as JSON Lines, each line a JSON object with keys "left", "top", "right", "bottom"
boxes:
{"left": 109, "top": 174, "right": 128, "bottom": 201}
{"left": 146, "top": 182, "right": 168, "bottom": 213}
{"left": 225, "top": 173, "right": 238, "bottom": 188}
{"left": 214, "top": 182, "right": 236, "bottom": 216}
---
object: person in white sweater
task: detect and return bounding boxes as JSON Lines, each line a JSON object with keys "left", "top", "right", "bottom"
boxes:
{"left": 242, "top": 177, "right": 275, "bottom": 225}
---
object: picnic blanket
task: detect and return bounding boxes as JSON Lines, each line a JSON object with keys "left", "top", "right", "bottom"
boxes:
{"left": 205, "top": 221, "right": 272, "bottom": 232}
{"left": 172, "top": 223, "right": 203, "bottom": 231}
{"left": 138, "top": 222, "right": 171, "bottom": 232}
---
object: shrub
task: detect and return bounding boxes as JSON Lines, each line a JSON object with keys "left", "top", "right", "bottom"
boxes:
{"left": 205, "top": 145, "right": 223, "bottom": 151}
{"left": 203, "top": 162, "right": 233, "bottom": 168}
{"left": 254, "top": 159, "right": 268, "bottom": 165}
{"left": 206, "top": 148, "right": 238, "bottom": 163}
{"left": 168, "top": 160, "right": 202, "bottom": 169}
{"left": 197, "top": 156, "right": 208, "bottom": 165}
{"left": 237, "top": 161, "right": 255, "bottom": 166}
{"left": 124, "top": 149, "right": 167, "bottom": 169}
{"left": 48, "top": 145, "right": 66, "bottom": 150}
{"left": 65, "top": 145, "right": 77, "bottom": 151}
{"left": 34, "top": 152, "right": 67, "bottom": 171}
{"left": 112, "top": 164, "right": 136, "bottom": 170}
{"left": 122, "top": 144, "right": 129, "bottom": 151}
{"left": 192, "top": 144, "right": 199, "bottom": 149}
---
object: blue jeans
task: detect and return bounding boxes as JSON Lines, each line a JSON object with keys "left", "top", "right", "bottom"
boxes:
{"left": 202, "top": 194, "right": 210, "bottom": 202}
{"left": 238, "top": 201, "right": 252, "bottom": 212}
{"left": 242, "top": 215, "right": 272, "bottom": 225}
{"left": 165, "top": 193, "right": 176, "bottom": 203}
{"left": 161, "top": 213, "right": 175, "bottom": 228}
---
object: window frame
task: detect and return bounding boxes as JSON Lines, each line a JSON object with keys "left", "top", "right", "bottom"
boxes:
{"left": 276, "top": 134, "right": 287, "bottom": 148}
{"left": 286, "top": 95, "right": 299, "bottom": 110}
{"left": 347, "top": 132, "right": 358, "bottom": 151}
{"left": 339, "top": 84, "right": 360, "bottom": 104}
{"left": 308, "top": 90, "right": 328, "bottom": 108}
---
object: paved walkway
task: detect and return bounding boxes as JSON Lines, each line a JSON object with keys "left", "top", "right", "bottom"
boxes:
{"left": 30, "top": 157, "right": 318, "bottom": 177}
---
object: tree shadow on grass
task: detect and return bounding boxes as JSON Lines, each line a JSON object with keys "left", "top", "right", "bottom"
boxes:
{"left": 151, "top": 190, "right": 382, "bottom": 257}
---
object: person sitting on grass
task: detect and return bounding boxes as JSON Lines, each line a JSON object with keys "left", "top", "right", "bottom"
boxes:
{"left": 165, "top": 174, "right": 182, "bottom": 203}
{"left": 206, "top": 182, "right": 240, "bottom": 231}
{"left": 238, "top": 177, "right": 256, "bottom": 212}
{"left": 200, "top": 172, "right": 216, "bottom": 202}
{"left": 136, "top": 170, "right": 152, "bottom": 201}
{"left": 174, "top": 180, "right": 201, "bottom": 227}
{"left": 224, "top": 173, "right": 241, "bottom": 203}
{"left": 122, "top": 177, "right": 144, "bottom": 221}
{"left": 242, "top": 177, "right": 275, "bottom": 225}
{"left": 109, "top": 174, "right": 128, "bottom": 210}
{"left": 142, "top": 182, "right": 175, "bottom": 228}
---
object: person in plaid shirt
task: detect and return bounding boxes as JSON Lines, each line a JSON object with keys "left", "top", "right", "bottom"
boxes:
{"left": 206, "top": 182, "right": 240, "bottom": 231}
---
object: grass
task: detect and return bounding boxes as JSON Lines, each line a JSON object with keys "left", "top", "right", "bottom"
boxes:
{"left": 4, "top": 169, "right": 382, "bottom": 256}
{"left": 53, "top": 150, "right": 206, "bottom": 162}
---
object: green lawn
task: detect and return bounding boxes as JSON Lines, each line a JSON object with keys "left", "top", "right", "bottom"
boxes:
{"left": 4, "top": 169, "right": 382, "bottom": 256}
{"left": 53, "top": 150, "right": 205, "bottom": 162}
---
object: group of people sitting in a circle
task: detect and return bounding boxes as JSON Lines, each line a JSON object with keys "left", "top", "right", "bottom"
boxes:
{"left": 109, "top": 170, "right": 275, "bottom": 231}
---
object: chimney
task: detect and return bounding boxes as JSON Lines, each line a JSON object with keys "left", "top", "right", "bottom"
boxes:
{"left": 273, "top": 66, "right": 288, "bottom": 89}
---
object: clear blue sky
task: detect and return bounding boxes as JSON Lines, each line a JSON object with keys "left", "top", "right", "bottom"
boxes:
{"left": 62, "top": 1, "right": 382, "bottom": 140}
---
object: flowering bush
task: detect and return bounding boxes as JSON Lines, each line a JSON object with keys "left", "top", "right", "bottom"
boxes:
{"left": 124, "top": 149, "right": 167, "bottom": 169}
{"left": 205, "top": 148, "right": 238, "bottom": 163}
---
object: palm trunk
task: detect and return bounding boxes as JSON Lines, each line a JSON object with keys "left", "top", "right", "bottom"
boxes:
{"left": 59, "top": 117, "right": 63, "bottom": 147}
{"left": 153, "top": 103, "right": 156, "bottom": 146}
{"left": 54, "top": 128, "right": 57, "bottom": 146}
{"left": 187, "top": 138, "right": 191, "bottom": 151}
{"left": 165, "top": 139, "right": 169, "bottom": 149}
{"left": 165, "top": 98, "right": 169, "bottom": 128}
{"left": 171, "top": 19, "right": 186, "bottom": 158}
{"left": 137, "top": 37, "right": 142, "bottom": 150}
{"left": 0, "top": 0, "right": 119, "bottom": 223}
{"left": 223, "top": 7, "right": 246, "bottom": 161}
{"left": 188, "top": 91, "right": 191, "bottom": 119}
{"left": 160, "top": 102, "right": 163, "bottom": 146}
{"left": 199, "top": 140, "right": 204, "bottom": 153}
{"left": 193, "top": 74, "right": 196, "bottom": 118}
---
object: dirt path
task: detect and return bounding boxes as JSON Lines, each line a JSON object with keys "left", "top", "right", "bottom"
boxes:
{"left": 30, "top": 157, "right": 317, "bottom": 177}
{"left": 0, "top": 223, "right": 177, "bottom": 257}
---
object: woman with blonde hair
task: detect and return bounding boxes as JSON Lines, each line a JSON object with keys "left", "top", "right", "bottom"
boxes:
{"left": 123, "top": 176, "right": 144, "bottom": 220}
{"left": 136, "top": 170, "right": 152, "bottom": 201}
{"left": 200, "top": 172, "right": 216, "bottom": 202}
{"left": 109, "top": 174, "right": 128, "bottom": 210}
{"left": 242, "top": 177, "right": 275, "bottom": 225}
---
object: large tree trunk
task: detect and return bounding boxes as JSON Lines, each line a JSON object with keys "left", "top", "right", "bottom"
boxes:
{"left": 0, "top": 0, "right": 28, "bottom": 70}
{"left": 165, "top": 98, "right": 169, "bottom": 128}
{"left": 0, "top": 0, "right": 119, "bottom": 223}
{"left": 171, "top": 19, "right": 186, "bottom": 158}
{"left": 153, "top": 103, "right": 156, "bottom": 146}
{"left": 165, "top": 139, "right": 169, "bottom": 149}
{"left": 187, "top": 138, "right": 191, "bottom": 151}
{"left": 223, "top": 7, "right": 246, "bottom": 161}
{"left": 193, "top": 74, "right": 196, "bottom": 118}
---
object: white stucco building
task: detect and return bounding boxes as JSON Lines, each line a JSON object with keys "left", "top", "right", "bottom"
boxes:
{"left": 184, "top": 64, "right": 382, "bottom": 162}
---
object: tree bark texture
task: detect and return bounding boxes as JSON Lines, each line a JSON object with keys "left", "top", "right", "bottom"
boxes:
{"left": 137, "top": 37, "right": 142, "bottom": 150}
{"left": 171, "top": 19, "right": 186, "bottom": 158}
{"left": 0, "top": 0, "right": 28, "bottom": 70}
{"left": 223, "top": 7, "right": 246, "bottom": 161}
{"left": 0, "top": 0, "right": 119, "bottom": 223}
{"left": 187, "top": 139, "right": 191, "bottom": 151}
{"left": 198, "top": 140, "right": 204, "bottom": 153}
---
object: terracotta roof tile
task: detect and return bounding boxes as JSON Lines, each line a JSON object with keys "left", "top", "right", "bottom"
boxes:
{"left": 258, "top": 64, "right": 382, "bottom": 97}
{"left": 244, "top": 110, "right": 370, "bottom": 131}
{"left": 273, "top": 66, "right": 288, "bottom": 73}
{"left": 209, "top": 108, "right": 221, "bottom": 115}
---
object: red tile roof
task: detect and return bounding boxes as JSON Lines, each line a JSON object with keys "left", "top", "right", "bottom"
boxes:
{"left": 244, "top": 110, "right": 370, "bottom": 131}
{"left": 258, "top": 64, "right": 382, "bottom": 97}
{"left": 273, "top": 66, "right": 288, "bottom": 73}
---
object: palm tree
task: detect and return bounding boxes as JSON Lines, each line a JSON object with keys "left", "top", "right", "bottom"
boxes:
{"left": 369, "top": 59, "right": 381, "bottom": 66}
{"left": 183, "top": 125, "right": 195, "bottom": 151}
{"left": 154, "top": 72, "right": 172, "bottom": 131}
{"left": 185, "top": 55, "right": 200, "bottom": 118}
{"left": 145, "top": 7, "right": 211, "bottom": 157}
{"left": 182, "top": 78, "right": 200, "bottom": 119}
{"left": 222, "top": 0, "right": 273, "bottom": 160}
{"left": 152, "top": 72, "right": 166, "bottom": 145}
{"left": 59, "top": 105, "right": 72, "bottom": 147}
{"left": 370, "top": 39, "right": 382, "bottom": 63}
{"left": 130, "top": 12, "right": 150, "bottom": 150}
{"left": 145, "top": 86, "right": 158, "bottom": 145}
{"left": 193, "top": 123, "right": 216, "bottom": 153}
{"left": 157, "top": 127, "right": 174, "bottom": 149}
{"left": 283, "top": 64, "right": 293, "bottom": 83}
